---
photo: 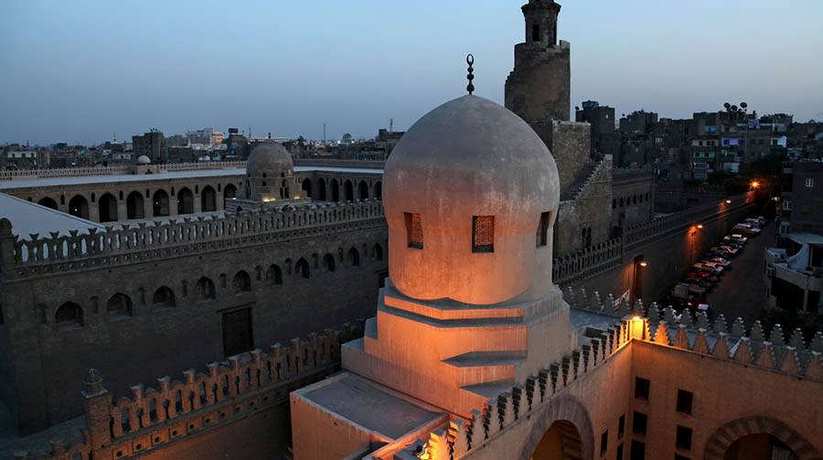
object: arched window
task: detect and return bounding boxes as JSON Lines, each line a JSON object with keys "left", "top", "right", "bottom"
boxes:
{"left": 152, "top": 287, "right": 176, "bottom": 307}
{"left": 37, "top": 197, "right": 58, "bottom": 210}
{"left": 268, "top": 265, "right": 283, "bottom": 285}
{"left": 331, "top": 179, "right": 340, "bottom": 202}
{"left": 55, "top": 302, "right": 83, "bottom": 327}
{"left": 201, "top": 185, "right": 217, "bottom": 212}
{"left": 98, "top": 193, "right": 118, "bottom": 222}
{"left": 196, "top": 277, "right": 216, "bottom": 300}
{"left": 347, "top": 248, "right": 360, "bottom": 267}
{"left": 232, "top": 271, "right": 251, "bottom": 293}
{"left": 296, "top": 258, "right": 310, "bottom": 278}
{"left": 537, "top": 211, "right": 550, "bottom": 247}
{"left": 127, "top": 191, "right": 145, "bottom": 219}
{"left": 344, "top": 180, "right": 354, "bottom": 201}
{"left": 374, "top": 182, "right": 382, "bottom": 200}
{"left": 177, "top": 187, "right": 194, "bottom": 215}
{"left": 472, "top": 216, "right": 495, "bottom": 253}
{"left": 224, "top": 183, "right": 238, "bottom": 202}
{"left": 373, "top": 243, "right": 384, "bottom": 261}
{"left": 358, "top": 181, "right": 369, "bottom": 200}
{"left": 152, "top": 190, "right": 170, "bottom": 217}
{"left": 301, "top": 178, "right": 312, "bottom": 198}
{"left": 317, "top": 178, "right": 327, "bottom": 201}
{"left": 107, "top": 293, "right": 133, "bottom": 317}
{"left": 68, "top": 195, "right": 89, "bottom": 219}
{"left": 323, "top": 253, "right": 336, "bottom": 272}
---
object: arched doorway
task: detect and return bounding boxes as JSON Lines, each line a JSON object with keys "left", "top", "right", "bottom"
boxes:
{"left": 37, "top": 197, "right": 58, "bottom": 210}
{"left": 519, "top": 396, "right": 594, "bottom": 460}
{"left": 301, "top": 178, "right": 312, "bottom": 198}
{"left": 344, "top": 180, "right": 354, "bottom": 201}
{"left": 152, "top": 190, "right": 170, "bottom": 217}
{"left": 223, "top": 183, "right": 238, "bottom": 206}
{"left": 201, "top": 185, "right": 217, "bottom": 212}
{"left": 331, "top": 179, "right": 340, "bottom": 202}
{"left": 68, "top": 195, "right": 89, "bottom": 219}
{"left": 374, "top": 181, "right": 382, "bottom": 200}
{"left": 358, "top": 180, "right": 369, "bottom": 200}
{"left": 126, "top": 191, "right": 144, "bottom": 219}
{"left": 724, "top": 434, "right": 797, "bottom": 460}
{"left": 530, "top": 420, "right": 583, "bottom": 460}
{"left": 317, "top": 178, "right": 327, "bottom": 201}
{"left": 177, "top": 187, "right": 194, "bottom": 214}
{"left": 705, "top": 416, "right": 820, "bottom": 460}
{"left": 98, "top": 193, "right": 118, "bottom": 222}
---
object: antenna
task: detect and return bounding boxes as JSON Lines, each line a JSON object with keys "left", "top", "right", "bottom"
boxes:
{"left": 323, "top": 123, "right": 327, "bottom": 144}
{"left": 389, "top": 118, "right": 394, "bottom": 134}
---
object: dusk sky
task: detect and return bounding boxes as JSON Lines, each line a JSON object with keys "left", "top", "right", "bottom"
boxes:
{"left": 2, "top": 0, "right": 822, "bottom": 145}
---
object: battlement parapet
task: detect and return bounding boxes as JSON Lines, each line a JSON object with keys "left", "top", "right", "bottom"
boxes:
{"left": 16, "top": 323, "right": 363, "bottom": 460}
{"left": 390, "top": 291, "right": 823, "bottom": 460}
{"left": 4, "top": 200, "right": 384, "bottom": 278}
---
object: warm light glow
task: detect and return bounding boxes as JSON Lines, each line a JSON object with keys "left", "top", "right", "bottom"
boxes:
{"left": 750, "top": 180, "right": 760, "bottom": 189}
{"left": 628, "top": 316, "right": 646, "bottom": 340}
{"left": 725, "top": 199, "right": 732, "bottom": 204}
{"left": 262, "top": 197, "right": 276, "bottom": 203}
{"left": 639, "top": 261, "right": 648, "bottom": 268}
{"left": 697, "top": 224, "right": 704, "bottom": 229}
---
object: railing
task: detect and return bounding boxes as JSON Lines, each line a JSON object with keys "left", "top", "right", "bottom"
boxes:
{"left": 0, "top": 161, "right": 248, "bottom": 181}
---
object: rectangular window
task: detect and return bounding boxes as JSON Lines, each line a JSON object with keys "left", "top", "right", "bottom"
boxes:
{"left": 472, "top": 216, "right": 495, "bottom": 253}
{"left": 537, "top": 211, "right": 550, "bottom": 247}
{"left": 633, "top": 411, "right": 647, "bottom": 435}
{"left": 531, "top": 23, "right": 541, "bottom": 42}
{"left": 676, "top": 389, "right": 693, "bottom": 415}
{"left": 618, "top": 414, "right": 625, "bottom": 439}
{"left": 676, "top": 426, "right": 693, "bottom": 451}
{"left": 634, "top": 377, "right": 650, "bottom": 400}
{"left": 600, "top": 430, "right": 608, "bottom": 456}
{"left": 404, "top": 212, "right": 423, "bottom": 249}
{"left": 630, "top": 440, "right": 645, "bottom": 460}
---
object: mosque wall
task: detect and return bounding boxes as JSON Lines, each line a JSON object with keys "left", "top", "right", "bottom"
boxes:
{"left": 0, "top": 202, "right": 387, "bottom": 434}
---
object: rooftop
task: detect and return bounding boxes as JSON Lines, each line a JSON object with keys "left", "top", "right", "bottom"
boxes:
{"left": 0, "top": 193, "right": 104, "bottom": 237}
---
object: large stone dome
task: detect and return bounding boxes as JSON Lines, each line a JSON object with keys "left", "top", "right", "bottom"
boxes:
{"left": 384, "top": 95, "right": 560, "bottom": 305}
{"left": 244, "top": 143, "right": 295, "bottom": 202}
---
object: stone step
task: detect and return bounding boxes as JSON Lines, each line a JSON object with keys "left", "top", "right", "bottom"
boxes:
{"left": 442, "top": 351, "right": 525, "bottom": 386}
{"left": 460, "top": 379, "right": 516, "bottom": 401}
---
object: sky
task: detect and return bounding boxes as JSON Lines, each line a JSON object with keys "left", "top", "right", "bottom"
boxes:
{"left": 1, "top": 0, "right": 822, "bottom": 146}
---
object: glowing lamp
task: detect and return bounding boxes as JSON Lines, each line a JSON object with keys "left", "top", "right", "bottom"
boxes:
{"left": 628, "top": 316, "right": 646, "bottom": 340}
{"left": 639, "top": 261, "right": 648, "bottom": 268}
{"left": 725, "top": 199, "right": 732, "bottom": 204}
{"left": 697, "top": 224, "right": 704, "bottom": 229}
{"left": 750, "top": 180, "right": 760, "bottom": 189}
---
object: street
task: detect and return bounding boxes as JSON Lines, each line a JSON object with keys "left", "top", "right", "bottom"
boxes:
{"left": 704, "top": 219, "right": 775, "bottom": 324}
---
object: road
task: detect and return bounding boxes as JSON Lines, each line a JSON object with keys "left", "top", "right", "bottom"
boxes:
{"left": 704, "top": 220, "right": 775, "bottom": 324}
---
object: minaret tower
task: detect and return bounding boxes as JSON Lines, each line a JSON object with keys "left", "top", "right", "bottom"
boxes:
{"left": 505, "top": 0, "right": 571, "bottom": 129}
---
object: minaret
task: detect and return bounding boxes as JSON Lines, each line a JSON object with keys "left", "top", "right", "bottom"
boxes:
{"left": 505, "top": 0, "right": 571, "bottom": 128}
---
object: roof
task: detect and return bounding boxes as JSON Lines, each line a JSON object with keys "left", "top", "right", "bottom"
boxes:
{"left": 0, "top": 166, "right": 383, "bottom": 191}
{"left": 0, "top": 193, "right": 104, "bottom": 237}
{"left": 297, "top": 373, "right": 443, "bottom": 440}
{"left": 787, "top": 232, "right": 823, "bottom": 245}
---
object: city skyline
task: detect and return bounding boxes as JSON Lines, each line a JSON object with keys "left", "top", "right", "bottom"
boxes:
{"left": 2, "top": 0, "right": 822, "bottom": 145}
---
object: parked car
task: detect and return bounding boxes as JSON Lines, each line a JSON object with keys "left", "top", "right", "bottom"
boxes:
{"left": 707, "top": 256, "right": 731, "bottom": 267}
{"left": 733, "top": 223, "right": 761, "bottom": 236}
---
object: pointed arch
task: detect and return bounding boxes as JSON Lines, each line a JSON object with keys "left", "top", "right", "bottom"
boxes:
{"left": 196, "top": 277, "right": 216, "bottom": 300}
{"left": 374, "top": 181, "right": 382, "bottom": 200}
{"left": 358, "top": 180, "right": 369, "bottom": 200}
{"left": 37, "top": 197, "right": 58, "bottom": 210}
{"left": 301, "top": 178, "right": 313, "bottom": 198}
{"left": 268, "top": 264, "right": 283, "bottom": 285}
{"left": 55, "top": 302, "right": 84, "bottom": 327}
{"left": 232, "top": 270, "right": 252, "bottom": 293}
{"left": 127, "top": 191, "right": 145, "bottom": 219}
{"left": 201, "top": 185, "right": 217, "bottom": 212}
{"left": 152, "top": 189, "right": 170, "bottom": 217}
{"left": 177, "top": 187, "right": 194, "bottom": 215}
{"left": 317, "top": 178, "right": 327, "bottom": 201}
{"left": 347, "top": 247, "right": 360, "bottom": 267}
{"left": 323, "top": 253, "right": 336, "bottom": 272}
{"left": 107, "top": 293, "right": 133, "bottom": 317}
{"left": 152, "top": 286, "right": 176, "bottom": 307}
{"left": 331, "top": 179, "right": 340, "bottom": 202}
{"left": 344, "top": 180, "right": 354, "bottom": 201}
{"left": 704, "top": 416, "right": 821, "bottom": 460}
{"left": 295, "top": 257, "right": 310, "bottom": 279}
{"left": 68, "top": 195, "right": 89, "bottom": 219}
{"left": 373, "top": 243, "right": 384, "bottom": 261}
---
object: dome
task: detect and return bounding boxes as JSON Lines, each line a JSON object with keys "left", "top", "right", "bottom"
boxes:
{"left": 244, "top": 143, "right": 295, "bottom": 202}
{"left": 383, "top": 95, "right": 560, "bottom": 305}
{"left": 136, "top": 155, "right": 151, "bottom": 165}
